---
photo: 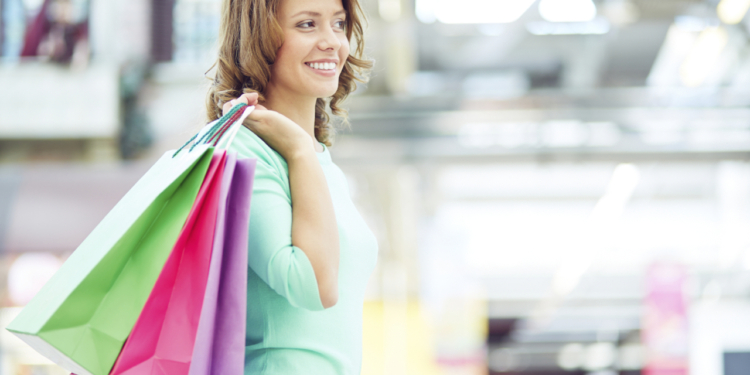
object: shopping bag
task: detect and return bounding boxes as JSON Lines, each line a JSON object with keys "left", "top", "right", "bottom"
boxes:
{"left": 109, "top": 150, "right": 228, "bottom": 375}
{"left": 6, "top": 145, "right": 215, "bottom": 375}
{"left": 188, "top": 155, "right": 256, "bottom": 375}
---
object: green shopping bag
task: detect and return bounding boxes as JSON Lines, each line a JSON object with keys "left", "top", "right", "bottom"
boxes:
{"left": 6, "top": 145, "right": 215, "bottom": 375}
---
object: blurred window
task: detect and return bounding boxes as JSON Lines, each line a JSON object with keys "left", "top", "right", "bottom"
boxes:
{"left": 2, "top": 0, "right": 29, "bottom": 60}
{"left": 151, "top": 0, "right": 173, "bottom": 62}
{"left": 1, "top": 2, "right": 3, "bottom": 54}
{"left": 155, "top": 0, "right": 219, "bottom": 63}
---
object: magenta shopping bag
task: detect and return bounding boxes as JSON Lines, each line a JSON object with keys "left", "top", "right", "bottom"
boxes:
{"left": 109, "top": 151, "right": 227, "bottom": 375}
{"left": 188, "top": 154, "right": 256, "bottom": 375}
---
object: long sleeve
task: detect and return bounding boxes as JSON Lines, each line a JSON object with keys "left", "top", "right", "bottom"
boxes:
{"left": 228, "top": 126, "right": 324, "bottom": 311}
{"left": 227, "top": 121, "right": 380, "bottom": 375}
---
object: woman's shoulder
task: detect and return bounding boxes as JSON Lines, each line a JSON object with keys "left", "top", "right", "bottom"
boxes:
{"left": 226, "top": 125, "right": 288, "bottom": 173}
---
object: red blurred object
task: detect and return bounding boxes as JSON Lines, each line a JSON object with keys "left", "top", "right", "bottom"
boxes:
{"left": 20, "top": 0, "right": 89, "bottom": 63}
{"left": 643, "top": 262, "right": 689, "bottom": 375}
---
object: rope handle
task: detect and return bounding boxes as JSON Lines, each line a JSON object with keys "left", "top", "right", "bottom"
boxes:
{"left": 215, "top": 105, "right": 254, "bottom": 149}
{"left": 172, "top": 102, "right": 251, "bottom": 158}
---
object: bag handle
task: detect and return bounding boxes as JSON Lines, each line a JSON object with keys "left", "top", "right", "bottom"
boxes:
{"left": 172, "top": 103, "right": 254, "bottom": 158}
{"left": 215, "top": 105, "right": 254, "bottom": 150}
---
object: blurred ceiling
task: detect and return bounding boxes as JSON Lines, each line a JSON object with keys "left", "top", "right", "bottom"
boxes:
{"left": 333, "top": 1, "right": 750, "bottom": 367}
{"left": 338, "top": 0, "right": 750, "bottom": 164}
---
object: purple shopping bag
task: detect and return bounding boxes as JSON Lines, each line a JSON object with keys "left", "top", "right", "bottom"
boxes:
{"left": 188, "top": 153, "right": 256, "bottom": 375}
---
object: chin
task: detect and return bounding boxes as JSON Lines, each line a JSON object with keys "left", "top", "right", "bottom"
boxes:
{"left": 311, "top": 87, "right": 339, "bottom": 99}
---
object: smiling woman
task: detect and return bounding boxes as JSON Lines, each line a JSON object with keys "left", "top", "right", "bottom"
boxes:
{"left": 206, "top": 0, "right": 371, "bottom": 147}
{"left": 202, "top": 0, "right": 377, "bottom": 374}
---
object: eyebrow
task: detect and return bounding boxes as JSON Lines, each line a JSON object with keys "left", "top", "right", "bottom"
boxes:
{"left": 292, "top": 10, "right": 346, "bottom": 17}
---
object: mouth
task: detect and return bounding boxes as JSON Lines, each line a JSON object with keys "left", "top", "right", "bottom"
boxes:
{"left": 304, "top": 62, "right": 337, "bottom": 78}
{"left": 304, "top": 62, "right": 337, "bottom": 71}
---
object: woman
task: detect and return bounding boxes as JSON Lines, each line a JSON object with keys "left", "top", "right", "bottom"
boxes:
{"left": 204, "top": 0, "right": 378, "bottom": 373}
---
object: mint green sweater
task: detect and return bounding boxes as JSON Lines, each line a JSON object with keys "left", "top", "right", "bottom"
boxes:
{"left": 227, "top": 126, "right": 379, "bottom": 375}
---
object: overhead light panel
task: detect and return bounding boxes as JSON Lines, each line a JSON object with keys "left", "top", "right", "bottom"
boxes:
{"left": 680, "top": 27, "right": 728, "bottom": 87}
{"left": 717, "top": 0, "right": 750, "bottom": 25}
{"left": 379, "top": 0, "right": 402, "bottom": 22}
{"left": 551, "top": 163, "right": 640, "bottom": 296}
{"left": 539, "top": 0, "right": 597, "bottom": 23}
{"left": 430, "top": 0, "right": 537, "bottom": 24}
{"left": 415, "top": 0, "right": 437, "bottom": 23}
{"left": 527, "top": 18, "right": 610, "bottom": 35}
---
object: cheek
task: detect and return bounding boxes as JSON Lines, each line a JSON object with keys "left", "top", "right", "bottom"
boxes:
{"left": 339, "top": 38, "right": 350, "bottom": 59}
{"left": 275, "top": 36, "right": 306, "bottom": 69}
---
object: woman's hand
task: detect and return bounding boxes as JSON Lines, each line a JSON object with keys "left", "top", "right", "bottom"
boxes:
{"left": 222, "top": 92, "right": 312, "bottom": 161}
{"left": 223, "top": 93, "right": 339, "bottom": 309}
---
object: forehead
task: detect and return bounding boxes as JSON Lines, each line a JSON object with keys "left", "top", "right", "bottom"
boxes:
{"left": 278, "top": 0, "right": 345, "bottom": 17}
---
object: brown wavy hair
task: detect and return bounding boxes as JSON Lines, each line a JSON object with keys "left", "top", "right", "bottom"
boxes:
{"left": 205, "top": 0, "right": 372, "bottom": 146}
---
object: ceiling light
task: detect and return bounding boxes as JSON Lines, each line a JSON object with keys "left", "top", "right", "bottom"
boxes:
{"left": 541, "top": 120, "right": 588, "bottom": 147}
{"left": 680, "top": 27, "right": 728, "bottom": 87}
{"left": 617, "top": 344, "right": 646, "bottom": 370}
{"left": 433, "top": 0, "right": 537, "bottom": 24}
{"left": 557, "top": 343, "right": 585, "bottom": 370}
{"left": 527, "top": 18, "right": 610, "bottom": 35}
{"left": 539, "top": 0, "right": 597, "bottom": 23}
{"left": 593, "top": 163, "right": 640, "bottom": 220}
{"left": 602, "top": 0, "right": 639, "bottom": 26}
{"left": 584, "top": 343, "right": 617, "bottom": 371}
{"left": 379, "top": 0, "right": 402, "bottom": 22}
{"left": 415, "top": 0, "right": 437, "bottom": 23}
{"left": 458, "top": 123, "right": 496, "bottom": 148}
{"left": 717, "top": 0, "right": 750, "bottom": 25}
{"left": 551, "top": 163, "right": 640, "bottom": 296}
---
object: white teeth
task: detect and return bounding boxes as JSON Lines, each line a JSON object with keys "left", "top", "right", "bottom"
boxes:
{"left": 307, "top": 62, "right": 335, "bottom": 70}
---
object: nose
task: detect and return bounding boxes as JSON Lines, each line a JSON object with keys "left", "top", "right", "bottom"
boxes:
{"left": 317, "top": 24, "right": 341, "bottom": 51}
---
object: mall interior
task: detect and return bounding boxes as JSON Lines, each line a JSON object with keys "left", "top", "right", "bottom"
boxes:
{"left": 1, "top": 0, "right": 750, "bottom": 374}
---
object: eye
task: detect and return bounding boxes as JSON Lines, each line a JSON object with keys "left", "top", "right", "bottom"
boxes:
{"left": 297, "top": 21, "right": 314, "bottom": 29}
{"left": 334, "top": 19, "right": 346, "bottom": 30}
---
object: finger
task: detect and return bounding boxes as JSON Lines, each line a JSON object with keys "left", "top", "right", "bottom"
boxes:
{"left": 240, "top": 92, "right": 259, "bottom": 106}
{"left": 234, "top": 95, "right": 249, "bottom": 106}
{"left": 226, "top": 98, "right": 248, "bottom": 115}
{"left": 247, "top": 109, "right": 263, "bottom": 121}
{"left": 222, "top": 101, "right": 232, "bottom": 115}
{"left": 241, "top": 116, "right": 261, "bottom": 133}
{"left": 247, "top": 109, "right": 270, "bottom": 127}
{"left": 248, "top": 104, "right": 270, "bottom": 116}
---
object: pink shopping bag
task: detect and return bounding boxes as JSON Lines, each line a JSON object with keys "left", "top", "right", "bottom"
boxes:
{"left": 109, "top": 150, "right": 228, "bottom": 375}
{"left": 188, "top": 155, "right": 256, "bottom": 374}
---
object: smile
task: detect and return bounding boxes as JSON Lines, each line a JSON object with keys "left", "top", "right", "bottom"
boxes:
{"left": 304, "top": 62, "right": 337, "bottom": 77}
{"left": 305, "top": 62, "right": 336, "bottom": 71}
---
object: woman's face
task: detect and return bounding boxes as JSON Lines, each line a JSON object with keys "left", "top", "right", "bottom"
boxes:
{"left": 270, "top": 0, "right": 350, "bottom": 100}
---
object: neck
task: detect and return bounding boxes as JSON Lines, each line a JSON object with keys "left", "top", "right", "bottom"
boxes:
{"left": 263, "top": 84, "right": 322, "bottom": 152}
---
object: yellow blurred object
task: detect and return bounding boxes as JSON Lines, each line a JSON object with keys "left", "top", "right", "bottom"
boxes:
{"left": 361, "top": 299, "right": 487, "bottom": 375}
{"left": 717, "top": 0, "right": 750, "bottom": 24}
{"left": 362, "top": 300, "right": 442, "bottom": 375}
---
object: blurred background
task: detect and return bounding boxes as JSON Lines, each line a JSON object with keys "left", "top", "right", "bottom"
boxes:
{"left": 1, "top": 0, "right": 750, "bottom": 374}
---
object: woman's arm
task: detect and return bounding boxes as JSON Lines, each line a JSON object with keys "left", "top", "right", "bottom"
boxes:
{"left": 223, "top": 95, "right": 340, "bottom": 308}
{"left": 287, "top": 151, "right": 339, "bottom": 308}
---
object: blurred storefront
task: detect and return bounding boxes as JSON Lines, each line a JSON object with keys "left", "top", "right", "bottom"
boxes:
{"left": 3, "top": 0, "right": 750, "bottom": 374}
